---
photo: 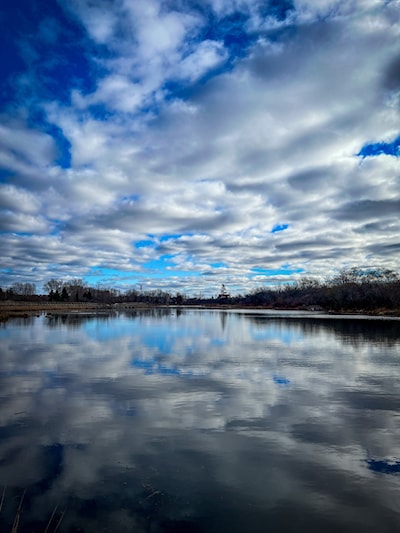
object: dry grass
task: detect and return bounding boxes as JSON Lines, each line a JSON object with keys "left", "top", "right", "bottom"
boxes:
{"left": 0, "top": 302, "right": 110, "bottom": 322}
{"left": 0, "top": 301, "right": 155, "bottom": 322}
{"left": 0, "top": 487, "right": 65, "bottom": 533}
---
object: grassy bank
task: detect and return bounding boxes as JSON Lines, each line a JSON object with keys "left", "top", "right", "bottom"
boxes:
{"left": 0, "top": 301, "right": 153, "bottom": 322}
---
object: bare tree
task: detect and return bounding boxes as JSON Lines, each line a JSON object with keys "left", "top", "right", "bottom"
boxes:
{"left": 11, "top": 282, "right": 36, "bottom": 296}
{"left": 44, "top": 279, "right": 63, "bottom": 294}
{"left": 63, "top": 279, "right": 87, "bottom": 302}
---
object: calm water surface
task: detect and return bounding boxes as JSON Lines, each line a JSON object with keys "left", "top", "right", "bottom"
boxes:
{"left": 1, "top": 309, "right": 400, "bottom": 532}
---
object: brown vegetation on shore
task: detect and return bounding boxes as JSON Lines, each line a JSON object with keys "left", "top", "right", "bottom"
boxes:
{"left": 0, "top": 301, "right": 153, "bottom": 322}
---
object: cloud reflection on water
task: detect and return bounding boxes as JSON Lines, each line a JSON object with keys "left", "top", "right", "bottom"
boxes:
{"left": 0, "top": 310, "right": 400, "bottom": 532}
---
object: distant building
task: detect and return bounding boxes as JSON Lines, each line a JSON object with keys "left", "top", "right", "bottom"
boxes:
{"left": 217, "top": 284, "right": 230, "bottom": 299}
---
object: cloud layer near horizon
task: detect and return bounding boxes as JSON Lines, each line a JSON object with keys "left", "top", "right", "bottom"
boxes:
{"left": 1, "top": 0, "right": 399, "bottom": 294}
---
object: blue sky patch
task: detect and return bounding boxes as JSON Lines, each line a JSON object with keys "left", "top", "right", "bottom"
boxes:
{"left": 0, "top": 169, "right": 12, "bottom": 182}
{"left": 251, "top": 267, "right": 303, "bottom": 276}
{"left": 203, "top": 10, "right": 255, "bottom": 58}
{"left": 44, "top": 123, "right": 72, "bottom": 169}
{"left": 121, "top": 194, "right": 140, "bottom": 203}
{"left": 143, "top": 260, "right": 201, "bottom": 279}
{"left": 0, "top": 0, "right": 99, "bottom": 107}
{"left": 260, "top": 0, "right": 295, "bottom": 22}
{"left": 273, "top": 375, "right": 291, "bottom": 386}
{"left": 210, "top": 262, "right": 227, "bottom": 268}
{"left": 272, "top": 224, "right": 289, "bottom": 233}
{"left": 159, "top": 233, "right": 193, "bottom": 242}
{"left": 8, "top": 232, "right": 34, "bottom": 237}
{"left": 135, "top": 240, "right": 155, "bottom": 249}
{"left": 84, "top": 267, "right": 126, "bottom": 286}
{"left": 357, "top": 135, "right": 400, "bottom": 158}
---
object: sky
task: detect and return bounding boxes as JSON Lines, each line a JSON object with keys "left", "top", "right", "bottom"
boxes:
{"left": 0, "top": 0, "right": 399, "bottom": 296}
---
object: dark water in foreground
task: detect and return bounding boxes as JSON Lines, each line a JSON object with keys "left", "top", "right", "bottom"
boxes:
{"left": 1, "top": 309, "right": 400, "bottom": 532}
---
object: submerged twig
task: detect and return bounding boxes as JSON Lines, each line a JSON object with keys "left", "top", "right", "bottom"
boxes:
{"left": 52, "top": 508, "right": 66, "bottom": 533}
{"left": 11, "top": 489, "right": 26, "bottom": 533}
{"left": 43, "top": 504, "right": 59, "bottom": 533}
{"left": 0, "top": 486, "right": 6, "bottom": 513}
{"left": 146, "top": 490, "right": 162, "bottom": 500}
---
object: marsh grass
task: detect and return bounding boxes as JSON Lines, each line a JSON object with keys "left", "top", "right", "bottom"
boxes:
{"left": 0, "top": 302, "right": 108, "bottom": 322}
{"left": 0, "top": 487, "right": 65, "bottom": 533}
{"left": 0, "top": 300, "right": 157, "bottom": 322}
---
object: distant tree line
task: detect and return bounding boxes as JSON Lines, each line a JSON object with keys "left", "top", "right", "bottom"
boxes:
{"left": 0, "top": 282, "right": 38, "bottom": 301}
{"left": 236, "top": 268, "right": 400, "bottom": 312}
{"left": 43, "top": 278, "right": 117, "bottom": 303}
{"left": 0, "top": 278, "right": 183, "bottom": 305}
{"left": 0, "top": 267, "right": 399, "bottom": 312}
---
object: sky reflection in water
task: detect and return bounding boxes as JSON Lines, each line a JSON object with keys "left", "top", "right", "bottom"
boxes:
{"left": 1, "top": 309, "right": 400, "bottom": 532}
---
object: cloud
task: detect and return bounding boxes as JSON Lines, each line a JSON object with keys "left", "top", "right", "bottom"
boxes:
{"left": 0, "top": 184, "right": 41, "bottom": 214}
{"left": 66, "top": 0, "right": 119, "bottom": 44}
{"left": 178, "top": 39, "right": 228, "bottom": 81}
{"left": 333, "top": 199, "right": 400, "bottom": 222}
{"left": 383, "top": 53, "right": 400, "bottom": 91}
{"left": 0, "top": 212, "right": 49, "bottom": 235}
{"left": 0, "top": 121, "right": 57, "bottom": 170}
{"left": 1, "top": 0, "right": 399, "bottom": 292}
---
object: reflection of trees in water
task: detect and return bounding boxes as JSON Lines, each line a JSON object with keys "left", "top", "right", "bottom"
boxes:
{"left": 300, "top": 318, "right": 400, "bottom": 347}
{"left": 42, "top": 308, "right": 400, "bottom": 347}
{"left": 243, "top": 315, "right": 400, "bottom": 347}
{"left": 44, "top": 307, "right": 213, "bottom": 330}
{"left": 123, "top": 307, "right": 199, "bottom": 322}
{"left": 45, "top": 308, "right": 179, "bottom": 328}
{"left": 45, "top": 313, "right": 113, "bottom": 329}
{"left": 123, "top": 308, "right": 178, "bottom": 321}
{"left": 1, "top": 316, "right": 36, "bottom": 328}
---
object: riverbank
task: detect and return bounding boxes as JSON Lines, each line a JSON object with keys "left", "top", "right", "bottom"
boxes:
{"left": 0, "top": 301, "right": 154, "bottom": 321}
{"left": 1, "top": 300, "right": 399, "bottom": 322}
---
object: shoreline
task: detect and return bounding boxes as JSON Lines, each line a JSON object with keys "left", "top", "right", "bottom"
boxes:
{"left": 0, "top": 301, "right": 152, "bottom": 321}
{"left": 1, "top": 301, "right": 399, "bottom": 321}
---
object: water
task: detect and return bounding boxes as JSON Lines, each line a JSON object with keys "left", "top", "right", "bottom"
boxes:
{"left": 1, "top": 308, "right": 400, "bottom": 532}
